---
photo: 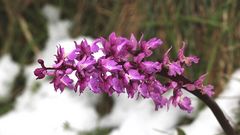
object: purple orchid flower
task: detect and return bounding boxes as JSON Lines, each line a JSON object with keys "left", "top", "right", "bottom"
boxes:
{"left": 184, "top": 74, "right": 214, "bottom": 97}
{"left": 34, "top": 32, "right": 214, "bottom": 113}
{"left": 178, "top": 42, "right": 199, "bottom": 66}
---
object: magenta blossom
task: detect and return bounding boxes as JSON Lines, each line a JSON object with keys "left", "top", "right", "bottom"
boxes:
{"left": 34, "top": 32, "right": 214, "bottom": 113}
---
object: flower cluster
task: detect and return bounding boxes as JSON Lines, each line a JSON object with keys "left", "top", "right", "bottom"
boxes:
{"left": 34, "top": 32, "right": 214, "bottom": 113}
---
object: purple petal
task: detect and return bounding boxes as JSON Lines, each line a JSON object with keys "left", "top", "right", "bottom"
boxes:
{"left": 89, "top": 76, "right": 102, "bottom": 93}
{"left": 60, "top": 75, "right": 74, "bottom": 89}
{"left": 177, "top": 43, "right": 185, "bottom": 61}
{"left": 53, "top": 60, "right": 64, "bottom": 68}
{"left": 167, "top": 81, "right": 178, "bottom": 89}
{"left": 111, "top": 77, "right": 125, "bottom": 93}
{"left": 68, "top": 50, "right": 77, "bottom": 60}
{"left": 141, "top": 38, "right": 163, "bottom": 57}
{"left": 75, "top": 40, "right": 92, "bottom": 55}
{"left": 123, "top": 62, "right": 133, "bottom": 70}
{"left": 202, "top": 85, "right": 214, "bottom": 97}
{"left": 163, "top": 47, "right": 172, "bottom": 65}
{"left": 150, "top": 92, "right": 167, "bottom": 110}
{"left": 56, "top": 46, "right": 65, "bottom": 58}
{"left": 100, "top": 79, "right": 112, "bottom": 95}
{"left": 139, "top": 83, "right": 149, "bottom": 97}
{"left": 168, "top": 61, "right": 184, "bottom": 76}
{"left": 140, "top": 38, "right": 163, "bottom": 57}
{"left": 91, "top": 43, "right": 99, "bottom": 53}
{"left": 52, "top": 77, "right": 64, "bottom": 92}
{"left": 109, "top": 32, "right": 117, "bottom": 44}
{"left": 54, "top": 46, "right": 65, "bottom": 68}
{"left": 140, "top": 61, "right": 162, "bottom": 74}
{"left": 177, "top": 43, "right": 199, "bottom": 66}
{"left": 126, "top": 81, "right": 138, "bottom": 98}
{"left": 34, "top": 68, "right": 46, "bottom": 79}
{"left": 115, "top": 39, "right": 128, "bottom": 52}
{"left": 184, "top": 56, "right": 199, "bottom": 66}
{"left": 129, "top": 33, "right": 138, "bottom": 51}
{"left": 170, "top": 89, "right": 182, "bottom": 107}
{"left": 77, "top": 56, "right": 96, "bottom": 70}
{"left": 75, "top": 78, "right": 89, "bottom": 93}
{"left": 101, "top": 39, "right": 111, "bottom": 55}
{"left": 183, "top": 84, "right": 196, "bottom": 91}
{"left": 178, "top": 97, "right": 193, "bottom": 113}
{"left": 133, "top": 53, "right": 145, "bottom": 63}
{"left": 127, "top": 69, "right": 144, "bottom": 80}
{"left": 146, "top": 38, "right": 163, "bottom": 49}
{"left": 101, "top": 59, "right": 122, "bottom": 71}
{"left": 51, "top": 74, "right": 73, "bottom": 92}
{"left": 152, "top": 81, "right": 167, "bottom": 94}
{"left": 194, "top": 74, "right": 207, "bottom": 88}
{"left": 65, "top": 68, "right": 73, "bottom": 74}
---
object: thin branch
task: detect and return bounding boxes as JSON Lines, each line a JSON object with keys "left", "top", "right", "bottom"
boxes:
{"left": 18, "top": 15, "right": 40, "bottom": 55}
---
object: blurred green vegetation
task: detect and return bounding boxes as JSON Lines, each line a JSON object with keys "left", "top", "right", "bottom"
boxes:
{"left": 0, "top": 0, "right": 240, "bottom": 134}
{"left": 63, "top": 121, "right": 114, "bottom": 135}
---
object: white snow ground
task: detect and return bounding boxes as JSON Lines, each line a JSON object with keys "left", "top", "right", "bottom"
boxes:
{"left": 0, "top": 4, "right": 239, "bottom": 135}
{"left": 0, "top": 55, "right": 19, "bottom": 100}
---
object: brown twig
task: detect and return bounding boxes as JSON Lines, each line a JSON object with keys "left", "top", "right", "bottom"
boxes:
{"left": 2, "top": 0, "right": 15, "bottom": 54}
{"left": 18, "top": 14, "right": 40, "bottom": 55}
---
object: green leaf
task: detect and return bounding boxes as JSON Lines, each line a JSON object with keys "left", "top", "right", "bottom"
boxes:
{"left": 177, "top": 128, "right": 186, "bottom": 135}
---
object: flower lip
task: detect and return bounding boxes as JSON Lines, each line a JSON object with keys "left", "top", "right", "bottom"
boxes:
{"left": 178, "top": 97, "right": 193, "bottom": 113}
{"left": 100, "top": 59, "right": 122, "bottom": 71}
{"left": 127, "top": 69, "right": 144, "bottom": 80}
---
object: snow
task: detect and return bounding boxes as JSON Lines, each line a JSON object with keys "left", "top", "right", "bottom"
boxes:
{"left": 0, "top": 4, "right": 239, "bottom": 135}
{"left": 0, "top": 55, "right": 19, "bottom": 100}
{"left": 106, "top": 95, "right": 182, "bottom": 135}
{"left": 102, "top": 92, "right": 198, "bottom": 135}
{"left": 0, "top": 85, "right": 98, "bottom": 135}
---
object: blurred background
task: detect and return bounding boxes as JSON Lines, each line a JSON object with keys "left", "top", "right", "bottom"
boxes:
{"left": 0, "top": 0, "right": 240, "bottom": 135}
